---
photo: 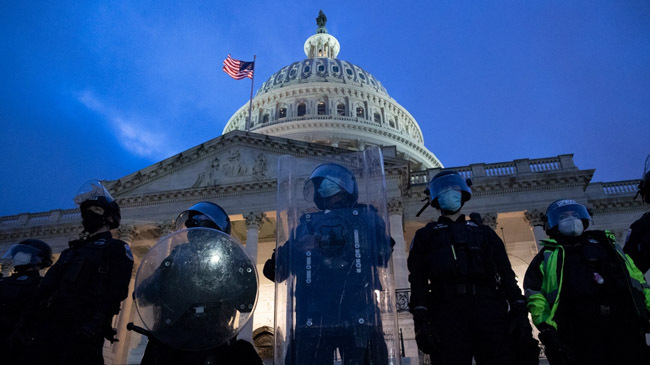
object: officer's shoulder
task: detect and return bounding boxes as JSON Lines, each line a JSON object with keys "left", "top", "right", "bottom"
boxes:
{"left": 354, "top": 203, "right": 378, "bottom": 212}
{"left": 300, "top": 210, "right": 322, "bottom": 222}
{"left": 633, "top": 212, "right": 650, "bottom": 226}
{"left": 106, "top": 237, "right": 134, "bottom": 261}
{"left": 416, "top": 221, "right": 444, "bottom": 233}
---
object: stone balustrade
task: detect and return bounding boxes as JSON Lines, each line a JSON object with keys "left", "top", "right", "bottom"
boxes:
{"left": 410, "top": 154, "right": 585, "bottom": 186}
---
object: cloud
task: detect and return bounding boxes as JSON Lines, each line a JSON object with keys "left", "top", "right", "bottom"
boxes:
{"left": 78, "top": 90, "right": 176, "bottom": 160}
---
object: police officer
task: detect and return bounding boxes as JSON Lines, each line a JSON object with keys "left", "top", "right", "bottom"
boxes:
{"left": 408, "top": 170, "right": 532, "bottom": 364}
{"left": 135, "top": 201, "right": 262, "bottom": 365}
{"left": 263, "top": 163, "right": 394, "bottom": 365}
{"left": 0, "top": 239, "right": 52, "bottom": 363}
{"left": 24, "top": 180, "right": 134, "bottom": 364}
{"left": 524, "top": 199, "right": 650, "bottom": 364}
{"left": 624, "top": 154, "right": 650, "bottom": 273}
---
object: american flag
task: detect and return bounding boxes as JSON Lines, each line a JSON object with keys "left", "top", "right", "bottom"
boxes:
{"left": 222, "top": 54, "right": 255, "bottom": 80}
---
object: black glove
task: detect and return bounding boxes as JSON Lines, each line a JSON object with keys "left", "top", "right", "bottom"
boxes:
{"left": 80, "top": 312, "right": 107, "bottom": 339}
{"left": 412, "top": 308, "right": 439, "bottom": 355}
{"left": 538, "top": 325, "right": 574, "bottom": 365}
{"left": 508, "top": 299, "right": 531, "bottom": 342}
{"left": 263, "top": 250, "right": 276, "bottom": 282}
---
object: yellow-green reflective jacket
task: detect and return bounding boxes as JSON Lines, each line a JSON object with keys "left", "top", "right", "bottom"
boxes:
{"left": 525, "top": 230, "right": 650, "bottom": 330}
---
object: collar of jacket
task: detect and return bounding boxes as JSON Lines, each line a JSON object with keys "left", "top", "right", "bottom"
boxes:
{"left": 438, "top": 214, "right": 466, "bottom": 224}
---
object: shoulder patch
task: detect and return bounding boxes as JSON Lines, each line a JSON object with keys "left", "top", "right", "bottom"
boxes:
{"left": 466, "top": 221, "right": 479, "bottom": 228}
{"left": 124, "top": 244, "right": 134, "bottom": 261}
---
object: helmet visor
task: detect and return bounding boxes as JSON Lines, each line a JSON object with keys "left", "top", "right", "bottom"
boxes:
{"left": 303, "top": 164, "right": 357, "bottom": 204}
{"left": 74, "top": 180, "right": 114, "bottom": 206}
{"left": 428, "top": 173, "right": 471, "bottom": 201}
{"left": 546, "top": 203, "right": 592, "bottom": 230}
{"left": 2, "top": 244, "right": 44, "bottom": 266}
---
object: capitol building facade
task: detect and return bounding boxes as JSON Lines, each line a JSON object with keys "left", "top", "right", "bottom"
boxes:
{"left": 0, "top": 14, "right": 646, "bottom": 364}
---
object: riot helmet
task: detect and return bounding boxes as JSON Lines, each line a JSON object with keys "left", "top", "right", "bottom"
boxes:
{"left": 174, "top": 201, "right": 231, "bottom": 234}
{"left": 303, "top": 163, "right": 359, "bottom": 210}
{"left": 74, "top": 180, "right": 121, "bottom": 231}
{"left": 1, "top": 239, "right": 53, "bottom": 269}
{"left": 427, "top": 170, "right": 472, "bottom": 213}
{"left": 134, "top": 228, "right": 257, "bottom": 350}
{"left": 545, "top": 199, "right": 592, "bottom": 237}
{"left": 638, "top": 154, "right": 650, "bottom": 204}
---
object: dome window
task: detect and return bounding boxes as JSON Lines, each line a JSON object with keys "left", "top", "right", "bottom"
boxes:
{"left": 373, "top": 112, "right": 381, "bottom": 124}
{"left": 317, "top": 102, "right": 326, "bottom": 115}
{"left": 337, "top": 103, "right": 346, "bottom": 116}
{"left": 332, "top": 65, "right": 340, "bottom": 73}
{"left": 303, "top": 65, "right": 311, "bottom": 73}
{"left": 289, "top": 69, "right": 297, "bottom": 77}
{"left": 389, "top": 119, "right": 396, "bottom": 128}
{"left": 359, "top": 73, "right": 366, "bottom": 80}
{"left": 356, "top": 107, "right": 365, "bottom": 118}
{"left": 297, "top": 103, "right": 306, "bottom": 117}
{"left": 346, "top": 69, "right": 353, "bottom": 76}
{"left": 278, "top": 108, "right": 287, "bottom": 119}
{"left": 262, "top": 114, "right": 270, "bottom": 124}
{"left": 318, "top": 65, "right": 325, "bottom": 72}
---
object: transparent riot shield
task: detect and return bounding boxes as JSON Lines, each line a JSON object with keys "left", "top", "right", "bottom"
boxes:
{"left": 134, "top": 228, "right": 258, "bottom": 350}
{"left": 274, "top": 146, "right": 400, "bottom": 365}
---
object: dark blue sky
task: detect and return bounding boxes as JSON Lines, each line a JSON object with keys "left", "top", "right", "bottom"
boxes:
{"left": 1, "top": 1, "right": 648, "bottom": 216}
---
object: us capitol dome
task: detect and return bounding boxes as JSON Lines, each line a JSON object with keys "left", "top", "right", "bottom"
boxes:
{"left": 223, "top": 11, "right": 442, "bottom": 169}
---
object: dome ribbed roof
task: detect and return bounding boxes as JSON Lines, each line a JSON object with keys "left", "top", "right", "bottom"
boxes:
{"left": 257, "top": 58, "right": 389, "bottom": 97}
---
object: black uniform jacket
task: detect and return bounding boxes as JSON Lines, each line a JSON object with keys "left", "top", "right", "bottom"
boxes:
{"left": 37, "top": 231, "right": 134, "bottom": 319}
{"left": 624, "top": 212, "right": 650, "bottom": 273}
{"left": 408, "top": 214, "right": 523, "bottom": 309}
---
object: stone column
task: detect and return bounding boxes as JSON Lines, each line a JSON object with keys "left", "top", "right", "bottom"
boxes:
{"left": 156, "top": 221, "right": 175, "bottom": 255}
{"left": 239, "top": 212, "right": 266, "bottom": 341}
{"left": 388, "top": 200, "right": 408, "bottom": 289}
{"left": 113, "top": 225, "right": 138, "bottom": 364}
{"left": 525, "top": 210, "right": 547, "bottom": 251}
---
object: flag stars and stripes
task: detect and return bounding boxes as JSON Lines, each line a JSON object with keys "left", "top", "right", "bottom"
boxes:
{"left": 223, "top": 54, "right": 255, "bottom": 80}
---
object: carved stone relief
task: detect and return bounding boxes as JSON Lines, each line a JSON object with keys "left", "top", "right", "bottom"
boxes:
{"left": 192, "top": 149, "right": 270, "bottom": 188}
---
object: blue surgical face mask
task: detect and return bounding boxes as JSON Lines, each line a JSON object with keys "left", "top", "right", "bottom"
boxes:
{"left": 438, "top": 190, "right": 462, "bottom": 213}
{"left": 317, "top": 178, "right": 341, "bottom": 198}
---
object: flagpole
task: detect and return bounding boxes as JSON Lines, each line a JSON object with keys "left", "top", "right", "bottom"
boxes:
{"left": 246, "top": 55, "right": 256, "bottom": 132}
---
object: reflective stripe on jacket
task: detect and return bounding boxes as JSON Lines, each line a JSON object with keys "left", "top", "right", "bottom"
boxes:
{"left": 525, "top": 230, "right": 650, "bottom": 330}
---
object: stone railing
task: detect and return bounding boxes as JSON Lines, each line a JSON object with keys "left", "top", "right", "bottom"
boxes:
{"left": 410, "top": 154, "right": 576, "bottom": 185}
{"left": 409, "top": 171, "right": 428, "bottom": 185}
{"left": 602, "top": 180, "right": 639, "bottom": 195}
{"left": 0, "top": 209, "right": 78, "bottom": 229}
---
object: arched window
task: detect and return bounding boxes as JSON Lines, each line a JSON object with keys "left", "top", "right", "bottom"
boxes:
{"left": 297, "top": 103, "right": 306, "bottom": 116}
{"left": 317, "top": 102, "right": 326, "bottom": 115}
{"left": 337, "top": 103, "right": 346, "bottom": 116}
{"left": 262, "top": 114, "right": 269, "bottom": 124}
{"left": 278, "top": 107, "right": 287, "bottom": 118}
{"left": 389, "top": 119, "right": 396, "bottom": 128}
{"left": 373, "top": 112, "right": 381, "bottom": 123}
{"left": 356, "top": 107, "right": 365, "bottom": 118}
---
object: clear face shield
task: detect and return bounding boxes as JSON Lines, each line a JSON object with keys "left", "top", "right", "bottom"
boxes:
{"left": 1, "top": 244, "right": 43, "bottom": 269}
{"left": 275, "top": 147, "right": 401, "bottom": 365}
{"left": 133, "top": 228, "right": 258, "bottom": 350}
{"left": 73, "top": 180, "right": 115, "bottom": 206}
